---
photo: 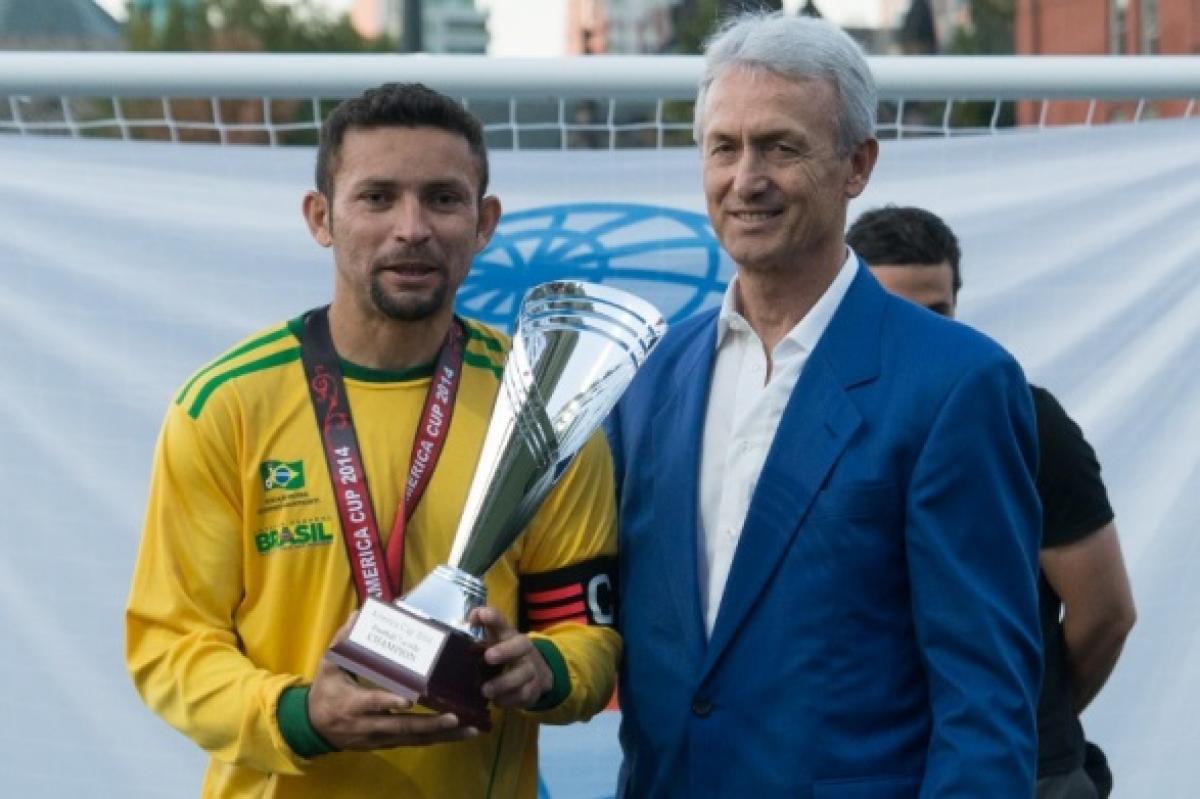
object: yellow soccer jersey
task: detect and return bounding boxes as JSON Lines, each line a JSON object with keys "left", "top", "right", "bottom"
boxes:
{"left": 126, "top": 314, "right": 620, "bottom": 799}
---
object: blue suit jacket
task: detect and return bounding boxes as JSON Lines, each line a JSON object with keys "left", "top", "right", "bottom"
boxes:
{"left": 606, "top": 263, "right": 1042, "bottom": 798}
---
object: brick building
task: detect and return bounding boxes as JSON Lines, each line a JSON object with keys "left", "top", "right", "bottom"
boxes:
{"left": 1016, "top": 0, "right": 1199, "bottom": 124}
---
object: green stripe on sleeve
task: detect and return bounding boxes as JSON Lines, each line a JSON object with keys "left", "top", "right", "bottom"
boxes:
{"left": 460, "top": 352, "right": 504, "bottom": 379}
{"left": 463, "top": 351, "right": 504, "bottom": 379}
{"left": 187, "top": 347, "right": 302, "bottom": 419}
{"left": 465, "top": 323, "right": 505, "bottom": 353}
{"left": 175, "top": 326, "right": 293, "bottom": 404}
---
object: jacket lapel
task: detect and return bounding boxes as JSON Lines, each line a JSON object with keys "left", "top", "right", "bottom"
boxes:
{"left": 700, "top": 263, "right": 884, "bottom": 676}
{"left": 648, "top": 318, "right": 718, "bottom": 663}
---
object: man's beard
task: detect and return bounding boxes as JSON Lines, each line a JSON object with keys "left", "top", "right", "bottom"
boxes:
{"left": 369, "top": 271, "right": 448, "bottom": 322}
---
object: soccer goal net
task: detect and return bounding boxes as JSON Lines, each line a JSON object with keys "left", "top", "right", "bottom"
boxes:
{"left": 1, "top": 52, "right": 1196, "bottom": 146}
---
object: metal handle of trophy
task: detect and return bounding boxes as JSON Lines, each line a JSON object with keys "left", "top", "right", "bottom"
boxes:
{"left": 520, "top": 281, "right": 666, "bottom": 364}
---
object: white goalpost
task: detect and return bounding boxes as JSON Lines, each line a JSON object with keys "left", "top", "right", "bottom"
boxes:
{"left": 1, "top": 52, "right": 1197, "bottom": 145}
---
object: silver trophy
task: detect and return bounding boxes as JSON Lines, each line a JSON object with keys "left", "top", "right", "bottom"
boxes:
{"left": 327, "top": 281, "right": 666, "bottom": 729}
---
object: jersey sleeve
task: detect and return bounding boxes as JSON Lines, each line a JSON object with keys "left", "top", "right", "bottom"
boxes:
{"left": 1032, "top": 386, "right": 1115, "bottom": 547}
{"left": 125, "top": 396, "right": 308, "bottom": 774}
{"left": 516, "top": 431, "right": 621, "bottom": 725}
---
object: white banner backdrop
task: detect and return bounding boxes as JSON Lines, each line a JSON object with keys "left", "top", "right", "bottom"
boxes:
{"left": 1, "top": 118, "right": 1197, "bottom": 798}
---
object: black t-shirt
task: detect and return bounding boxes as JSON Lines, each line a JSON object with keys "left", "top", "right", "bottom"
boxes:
{"left": 1032, "top": 385, "right": 1115, "bottom": 777}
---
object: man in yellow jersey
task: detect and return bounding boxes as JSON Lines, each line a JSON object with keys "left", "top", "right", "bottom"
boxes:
{"left": 126, "top": 83, "right": 620, "bottom": 799}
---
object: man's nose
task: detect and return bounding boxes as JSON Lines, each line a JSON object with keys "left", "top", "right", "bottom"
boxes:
{"left": 391, "top": 196, "right": 432, "bottom": 244}
{"left": 732, "top": 151, "right": 770, "bottom": 199}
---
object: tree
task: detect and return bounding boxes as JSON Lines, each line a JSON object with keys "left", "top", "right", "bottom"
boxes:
{"left": 946, "top": 0, "right": 1017, "bottom": 128}
{"left": 671, "top": 0, "right": 782, "bottom": 55}
{"left": 122, "top": 0, "right": 391, "bottom": 144}
{"left": 671, "top": 0, "right": 719, "bottom": 55}
{"left": 125, "top": 0, "right": 391, "bottom": 53}
{"left": 126, "top": 0, "right": 210, "bottom": 50}
{"left": 947, "top": 0, "right": 1015, "bottom": 56}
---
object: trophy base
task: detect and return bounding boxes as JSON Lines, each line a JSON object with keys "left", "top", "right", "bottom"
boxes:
{"left": 326, "top": 597, "right": 497, "bottom": 731}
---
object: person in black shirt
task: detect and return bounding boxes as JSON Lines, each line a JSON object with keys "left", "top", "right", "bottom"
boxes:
{"left": 847, "top": 205, "right": 1136, "bottom": 799}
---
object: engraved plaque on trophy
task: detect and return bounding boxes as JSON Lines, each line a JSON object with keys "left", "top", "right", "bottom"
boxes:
{"left": 327, "top": 281, "right": 666, "bottom": 730}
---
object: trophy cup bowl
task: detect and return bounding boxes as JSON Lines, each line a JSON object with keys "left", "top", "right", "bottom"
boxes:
{"left": 327, "top": 281, "right": 666, "bottom": 729}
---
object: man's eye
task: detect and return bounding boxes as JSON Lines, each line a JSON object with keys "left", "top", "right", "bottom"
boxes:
{"left": 362, "top": 192, "right": 389, "bottom": 205}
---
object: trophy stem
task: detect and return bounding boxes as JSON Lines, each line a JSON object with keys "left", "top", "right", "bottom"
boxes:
{"left": 401, "top": 565, "right": 487, "bottom": 638}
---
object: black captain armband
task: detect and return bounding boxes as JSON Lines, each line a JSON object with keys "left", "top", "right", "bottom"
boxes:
{"left": 519, "top": 556, "right": 618, "bottom": 632}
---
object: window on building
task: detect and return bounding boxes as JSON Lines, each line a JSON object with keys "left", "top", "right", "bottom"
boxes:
{"left": 1140, "top": 0, "right": 1160, "bottom": 54}
{"left": 1109, "top": 0, "right": 1128, "bottom": 54}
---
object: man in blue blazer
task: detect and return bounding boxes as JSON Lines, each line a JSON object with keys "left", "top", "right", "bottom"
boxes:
{"left": 605, "top": 13, "right": 1043, "bottom": 797}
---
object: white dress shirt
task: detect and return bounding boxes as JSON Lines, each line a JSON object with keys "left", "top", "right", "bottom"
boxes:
{"left": 697, "top": 250, "right": 858, "bottom": 636}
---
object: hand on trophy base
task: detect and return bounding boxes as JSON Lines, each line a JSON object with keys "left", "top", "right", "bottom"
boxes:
{"left": 308, "top": 614, "right": 483, "bottom": 750}
{"left": 325, "top": 599, "right": 500, "bottom": 732}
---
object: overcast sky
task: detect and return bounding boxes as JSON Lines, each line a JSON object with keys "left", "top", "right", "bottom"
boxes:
{"left": 94, "top": 0, "right": 894, "bottom": 55}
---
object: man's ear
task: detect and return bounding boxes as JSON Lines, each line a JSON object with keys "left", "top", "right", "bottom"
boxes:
{"left": 475, "top": 195, "right": 502, "bottom": 253}
{"left": 302, "top": 190, "right": 333, "bottom": 247}
{"left": 845, "top": 137, "right": 879, "bottom": 199}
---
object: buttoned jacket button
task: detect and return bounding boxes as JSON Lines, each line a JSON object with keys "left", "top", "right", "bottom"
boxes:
{"left": 691, "top": 698, "right": 713, "bottom": 717}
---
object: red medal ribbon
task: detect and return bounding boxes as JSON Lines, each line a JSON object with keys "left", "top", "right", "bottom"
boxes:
{"left": 384, "top": 327, "right": 463, "bottom": 596}
{"left": 300, "top": 306, "right": 464, "bottom": 605}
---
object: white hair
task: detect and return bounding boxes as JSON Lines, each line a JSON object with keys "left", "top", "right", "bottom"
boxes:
{"left": 693, "top": 12, "right": 878, "bottom": 156}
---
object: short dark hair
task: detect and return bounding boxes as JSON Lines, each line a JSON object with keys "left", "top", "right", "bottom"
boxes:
{"left": 315, "top": 82, "right": 489, "bottom": 200}
{"left": 846, "top": 205, "right": 962, "bottom": 296}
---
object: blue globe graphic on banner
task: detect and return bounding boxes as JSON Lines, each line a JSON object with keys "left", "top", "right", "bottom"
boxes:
{"left": 458, "top": 203, "right": 733, "bottom": 331}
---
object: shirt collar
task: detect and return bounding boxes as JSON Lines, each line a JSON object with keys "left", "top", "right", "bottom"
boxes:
{"left": 716, "top": 247, "right": 858, "bottom": 354}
